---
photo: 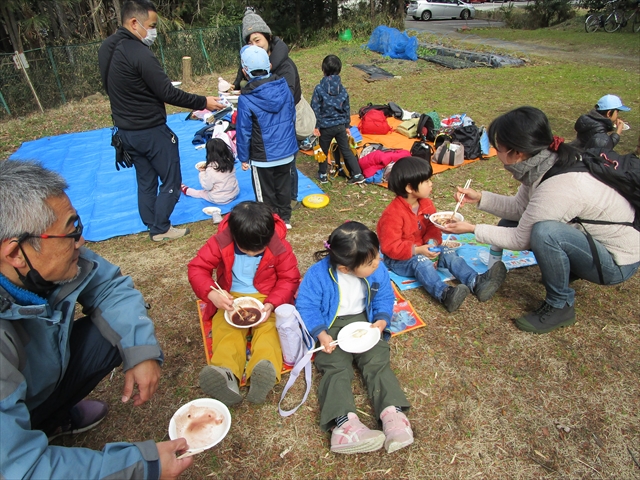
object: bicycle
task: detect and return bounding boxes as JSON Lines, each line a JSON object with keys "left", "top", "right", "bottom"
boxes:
{"left": 585, "top": 0, "right": 617, "bottom": 33}
{"left": 604, "top": 0, "right": 640, "bottom": 32}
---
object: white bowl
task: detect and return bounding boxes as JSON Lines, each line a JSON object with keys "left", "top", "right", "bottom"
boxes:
{"left": 169, "top": 398, "right": 231, "bottom": 453}
{"left": 429, "top": 211, "right": 464, "bottom": 231}
{"left": 171, "top": 81, "right": 182, "bottom": 88}
{"left": 195, "top": 161, "right": 206, "bottom": 171}
{"left": 202, "top": 207, "right": 221, "bottom": 216}
{"left": 224, "top": 297, "right": 267, "bottom": 329}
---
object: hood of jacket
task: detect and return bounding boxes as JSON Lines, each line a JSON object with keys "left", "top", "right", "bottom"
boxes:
{"left": 319, "top": 75, "right": 346, "bottom": 98}
{"left": 268, "top": 37, "right": 289, "bottom": 73}
{"left": 574, "top": 109, "right": 614, "bottom": 135}
{"left": 241, "top": 74, "right": 290, "bottom": 114}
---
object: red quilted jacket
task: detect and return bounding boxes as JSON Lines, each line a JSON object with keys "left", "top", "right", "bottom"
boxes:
{"left": 188, "top": 214, "right": 300, "bottom": 320}
{"left": 377, "top": 196, "right": 442, "bottom": 261}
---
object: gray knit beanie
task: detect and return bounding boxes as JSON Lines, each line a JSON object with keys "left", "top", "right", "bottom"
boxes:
{"left": 242, "top": 10, "right": 271, "bottom": 43}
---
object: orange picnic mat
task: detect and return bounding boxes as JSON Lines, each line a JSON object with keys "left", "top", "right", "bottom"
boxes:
{"left": 300, "top": 115, "right": 497, "bottom": 176}
{"left": 196, "top": 285, "right": 425, "bottom": 381}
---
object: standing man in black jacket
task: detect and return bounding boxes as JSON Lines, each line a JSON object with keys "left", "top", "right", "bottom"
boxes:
{"left": 98, "top": 0, "right": 223, "bottom": 241}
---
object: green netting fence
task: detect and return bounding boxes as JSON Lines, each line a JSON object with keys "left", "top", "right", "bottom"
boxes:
{"left": 0, "top": 25, "right": 242, "bottom": 119}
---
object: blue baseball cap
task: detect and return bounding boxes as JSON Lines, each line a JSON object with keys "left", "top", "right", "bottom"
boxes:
{"left": 240, "top": 45, "right": 270, "bottom": 79}
{"left": 596, "top": 94, "right": 631, "bottom": 112}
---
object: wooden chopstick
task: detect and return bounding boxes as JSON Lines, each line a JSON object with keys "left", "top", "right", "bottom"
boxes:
{"left": 451, "top": 179, "right": 472, "bottom": 220}
{"left": 210, "top": 282, "right": 250, "bottom": 319}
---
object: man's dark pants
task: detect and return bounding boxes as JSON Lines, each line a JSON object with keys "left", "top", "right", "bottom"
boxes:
{"left": 119, "top": 124, "right": 182, "bottom": 236}
{"left": 30, "top": 318, "right": 121, "bottom": 433}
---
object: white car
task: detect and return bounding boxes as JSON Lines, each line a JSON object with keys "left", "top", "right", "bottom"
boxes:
{"left": 407, "top": 0, "right": 476, "bottom": 21}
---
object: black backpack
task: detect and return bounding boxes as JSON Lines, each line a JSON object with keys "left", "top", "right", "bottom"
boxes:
{"left": 541, "top": 149, "right": 640, "bottom": 282}
{"left": 453, "top": 124, "right": 482, "bottom": 160}
{"left": 416, "top": 113, "right": 436, "bottom": 142}
{"left": 358, "top": 103, "right": 393, "bottom": 119}
{"left": 410, "top": 141, "right": 434, "bottom": 162}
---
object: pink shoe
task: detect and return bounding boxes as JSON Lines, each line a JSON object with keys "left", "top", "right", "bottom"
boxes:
{"left": 330, "top": 412, "right": 385, "bottom": 454}
{"left": 380, "top": 406, "right": 414, "bottom": 453}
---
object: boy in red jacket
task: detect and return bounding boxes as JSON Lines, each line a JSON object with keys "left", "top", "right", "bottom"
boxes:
{"left": 188, "top": 201, "right": 300, "bottom": 406}
{"left": 377, "top": 157, "right": 506, "bottom": 313}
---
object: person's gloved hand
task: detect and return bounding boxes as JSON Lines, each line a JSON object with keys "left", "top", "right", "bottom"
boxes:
{"left": 111, "top": 130, "right": 133, "bottom": 171}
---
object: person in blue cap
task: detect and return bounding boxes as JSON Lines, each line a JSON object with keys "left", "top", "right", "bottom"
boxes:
{"left": 573, "top": 94, "right": 631, "bottom": 151}
{"left": 235, "top": 45, "right": 298, "bottom": 229}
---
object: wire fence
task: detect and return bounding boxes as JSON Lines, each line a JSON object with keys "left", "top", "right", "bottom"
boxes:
{"left": 0, "top": 25, "right": 243, "bottom": 119}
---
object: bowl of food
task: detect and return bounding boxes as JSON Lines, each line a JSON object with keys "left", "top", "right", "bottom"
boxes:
{"left": 429, "top": 211, "right": 464, "bottom": 231}
{"left": 169, "top": 398, "right": 231, "bottom": 455}
{"left": 195, "top": 161, "right": 206, "bottom": 171}
{"left": 224, "top": 297, "right": 267, "bottom": 328}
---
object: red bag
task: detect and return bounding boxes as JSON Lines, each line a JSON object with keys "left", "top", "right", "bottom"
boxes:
{"left": 358, "top": 109, "right": 392, "bottom": 135}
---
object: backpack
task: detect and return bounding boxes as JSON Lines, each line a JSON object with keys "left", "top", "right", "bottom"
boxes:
{"left": 358, "top": 109, "right": 392, "bottom": 135}
{"left": 396, "top": 117, "right": 420, "bottom": 138}
{"left": 328, "top": 132, "right": 359, "bottom": 179}
{"left": 388, "top": 102, "right": 404, "bottom": 119}
{"left": 358, "top": 102, "right": 393, "bottom": 118}
{"left": 359, "top": 142, "right": 402, "bottom": 159}
{"left": 416, "top": 113, "right": 436, "bottom": 142}
{"left": 454, "top": 124, "right": 482, "bottom": 160}
{"left": 410, "top": 141, "right": 434, "bottom": 162}
{"left": 275, "top": 304, "right": 315, "bottom": 417}
{"left": 540, "top": 149, "right": 640, "bottom": 283}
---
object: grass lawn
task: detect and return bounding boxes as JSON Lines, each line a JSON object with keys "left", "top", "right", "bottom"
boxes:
{"left": 1, "top": 25, "right": 639, "bottom": 479}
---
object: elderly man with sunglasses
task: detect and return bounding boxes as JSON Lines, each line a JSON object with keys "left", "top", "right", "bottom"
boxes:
{"left": 0, "top": 161, "right": 193, "bottom": 479}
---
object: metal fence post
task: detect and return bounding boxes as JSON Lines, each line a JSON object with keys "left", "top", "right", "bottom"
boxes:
{"left": 47, "top": 46, "right": 67, "bottom": 104}
{"left": 0, "top": 90, "right": 11, "bottom": 116}
{"left": 198, "top": 30, "right": 214, "bottom": 75}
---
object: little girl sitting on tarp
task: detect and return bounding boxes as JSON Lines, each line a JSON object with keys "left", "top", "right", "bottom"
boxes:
{"left": 181, "top": 137, "right": 240, "bottom": 204}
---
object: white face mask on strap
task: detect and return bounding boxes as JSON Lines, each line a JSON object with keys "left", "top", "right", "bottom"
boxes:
{"left": 135, "top": 21, "right": 157, "bottom": 46}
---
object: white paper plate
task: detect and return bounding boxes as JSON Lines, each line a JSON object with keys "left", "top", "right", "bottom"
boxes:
{"left": 195, "top": 161, "right": 206, "bottom": 170}
{"left": 429, "top": 211, "right": 464, "bottom": 231}
{"left": 622, "top": 122, "right": 630, "bottom": 131}
{"left": 172, "top": 81, "right": 182, "bottom": 88}
{"left": 223, "top": 297, "right": 268, "bottom": 329}
{"left": 169, "top": 398, "right": 231, "bottom": 453}
{"left": 202, "top": 207, "right": 221, "bottom": 216}
{"left": 337, "top": 321, "right": 381, "bottom": 354}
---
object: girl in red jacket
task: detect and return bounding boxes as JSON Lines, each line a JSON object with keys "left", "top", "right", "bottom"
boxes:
{"left": 188, "top": 201, "right": 300, "bottom": 406}
{"left": 377, "top": 157, "right": 506, "bottom": 313}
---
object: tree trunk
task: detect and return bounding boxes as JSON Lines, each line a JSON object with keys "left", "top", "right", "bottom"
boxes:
{"left": 89, "top": 0, "right": 104, "bottom": 39}
{"left": 45, "top": 0, "right": 61, "bottom": 40}
{"left": 0, "top": 2, "right": 23, "bottom": 52}
{"left": 112, "top": 0, "right": 122, "bottom": 27}
{"left": 55, "top": 1, "right": 71, "bottom": 42}
{"left": 330, "top": 0, "right": 338, "bottom": 26}
{"left": 370, "top": 0, "right": 375, "bottom": 23}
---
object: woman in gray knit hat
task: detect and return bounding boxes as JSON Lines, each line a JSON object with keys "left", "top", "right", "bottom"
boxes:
{"left": 232, "top": 8, "right": 315, "bottom": 210}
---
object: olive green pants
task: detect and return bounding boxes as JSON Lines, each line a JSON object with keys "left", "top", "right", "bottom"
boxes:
{"left": 314, "top": 312, "right": 410, "bottom": 432}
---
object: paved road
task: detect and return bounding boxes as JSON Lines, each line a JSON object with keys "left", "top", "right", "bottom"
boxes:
{"left": 405, "top": 17, "right": 505, "bottom": 34}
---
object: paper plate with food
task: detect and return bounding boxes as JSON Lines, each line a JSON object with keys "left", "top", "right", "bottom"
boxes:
{"left": 223, "top": 297, "right": 268, "bottom": 328}
{"left": 429, "top": 211, "right": 464, "bottom": 231}
{"left": 169, "top": 398, "right": 231, "bottom": 458}
{"left": 337, "top": 321, "right": 381, "bottom": 354}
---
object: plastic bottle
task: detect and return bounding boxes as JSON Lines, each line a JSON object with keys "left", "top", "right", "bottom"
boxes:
{"left": 488, "top": 246, "right": 503, "bottom": 268}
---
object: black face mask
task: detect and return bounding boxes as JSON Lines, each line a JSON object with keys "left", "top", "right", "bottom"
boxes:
{"left": 15, "top": 245, "right": 57, "bottom": 297}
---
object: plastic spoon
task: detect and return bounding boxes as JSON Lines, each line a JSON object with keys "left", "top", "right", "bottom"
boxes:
{"left": 306, "top": 340, "right": 339, "bottom": 355}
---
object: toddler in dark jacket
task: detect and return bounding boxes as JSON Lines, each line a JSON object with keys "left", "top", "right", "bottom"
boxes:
{"left": 573, "top": 94, "right": 630, "bottom": 151}
{"left": 311, "top": 55, "right": 365, "bottom": 185}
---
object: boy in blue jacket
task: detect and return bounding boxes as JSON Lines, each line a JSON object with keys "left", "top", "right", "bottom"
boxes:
{"left": 311, "top": 55, "right": 365, "bottom": 185}
{"left": 236, "top": 45, "right": 298, "bottom": 228}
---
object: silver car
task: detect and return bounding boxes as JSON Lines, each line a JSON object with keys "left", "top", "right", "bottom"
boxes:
{"left": 407, "top": 0, "right": 476, "bottom": 21}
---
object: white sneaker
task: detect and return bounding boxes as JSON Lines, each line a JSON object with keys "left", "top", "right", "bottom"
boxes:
{"left": 151, "top": 226, "right": 190, "bottom": 242}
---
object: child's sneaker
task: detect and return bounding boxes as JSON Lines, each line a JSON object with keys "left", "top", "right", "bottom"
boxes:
{"left": 199, "top": 365, "right": 243, "bottom": 406}
{"left": 441, "top": 284, "right": 470, "bottom": 313}
{"left": 347, "top": 174, "right": 365, "bottom": 185}
{"left": 246, "top": 360, "right": 277, "bottom": 404}
{"left": 380, "top": 406, "right": 414, "bottom": 453}
{"left": 330, "top": 412, "right": 385, "bottom": 454}
{"left": 317, "top": 173, "right": 329, "bottom": 184}
{"left": 473, "top": 261, "right": 507, "bottom": 302}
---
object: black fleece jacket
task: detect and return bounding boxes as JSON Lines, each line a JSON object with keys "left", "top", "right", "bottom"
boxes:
{"left": 233, "top": 37, "right": 301, "bottom": 104}
{"left": 573, "top": 109, "right": 620, "bottom": 150}
{"left": 98, "top": 27, "right": 206, "bottom": 130}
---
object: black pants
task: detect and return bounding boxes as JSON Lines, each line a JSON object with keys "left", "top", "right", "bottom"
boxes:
{"left": 30, "top": 317, "right": 122, "bottom": 433}
{"left": 250, "top": 160, "right": 293, "bottom": 222}
{"left": 290, "top": 155, "right": 298, "bottom": 201}
{"left": 119, "top": 124, "right": 182, "bottom": 236}
{"left": 318, "top": 125, "right": 362, "bottom": 177}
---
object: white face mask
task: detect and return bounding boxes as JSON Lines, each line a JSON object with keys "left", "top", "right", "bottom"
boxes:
{"left": 136, "top": 22, "right": 157, "bottom": 46}
{"left": 141, "top": 27, "right": 157, "bottom": 46}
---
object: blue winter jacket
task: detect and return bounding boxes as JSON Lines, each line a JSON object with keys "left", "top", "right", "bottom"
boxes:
{"left": 0, "top": 247, "right": 164, "bottom": 480}
{"left": 295, "top": 257, "right": 394, "bottom": 340}
{"left": 311, "top": 75, "right": 352, "bottom": 130}
{"left": 236, "top": 75, "right": 298, "bottom": 164}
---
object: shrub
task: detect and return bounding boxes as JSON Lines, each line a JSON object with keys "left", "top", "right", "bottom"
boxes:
{"left": 525, "top": 0, "right": 576, "bottom": 28}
